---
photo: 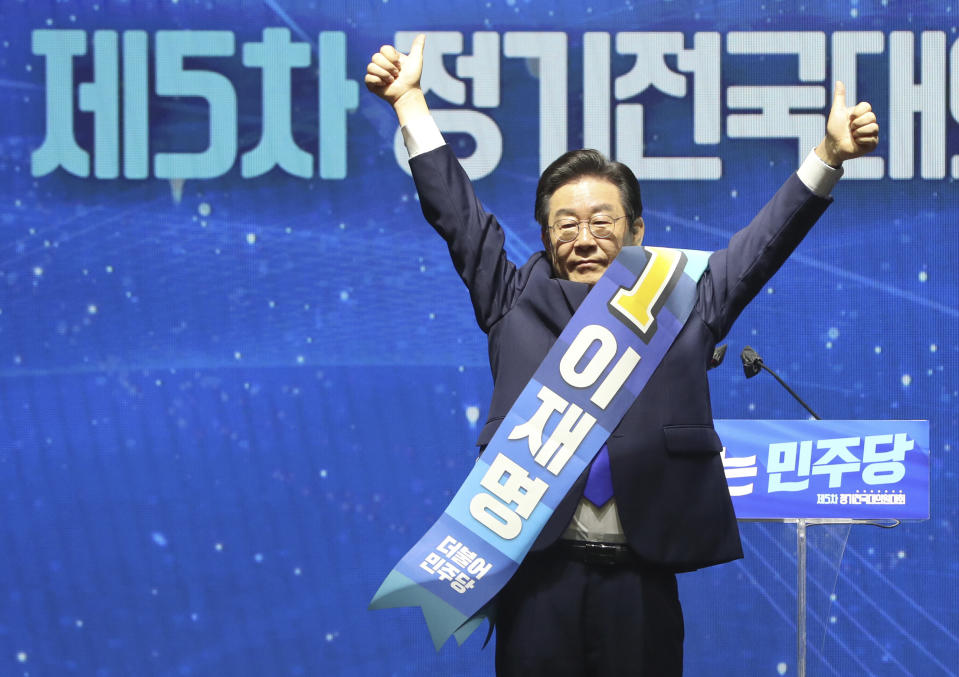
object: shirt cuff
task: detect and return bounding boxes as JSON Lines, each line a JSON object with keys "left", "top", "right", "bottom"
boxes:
{"left": 400, "top": 114, "right": 445, "bottom": 158}
{"left": 796, "top": 149, "right": 843, "bottom": 197}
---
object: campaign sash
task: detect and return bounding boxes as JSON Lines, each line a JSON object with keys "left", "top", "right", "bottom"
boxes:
{"left": 369, "top": 246, "right": 710, "bottom": 649}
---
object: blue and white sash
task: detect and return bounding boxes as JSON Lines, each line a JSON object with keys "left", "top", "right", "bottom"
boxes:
{"left": 370, "top": 246, "right": 710, "bottom": 649}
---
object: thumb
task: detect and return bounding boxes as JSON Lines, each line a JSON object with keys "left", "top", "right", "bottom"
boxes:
{"left": 832, "top": 80, "right": 847, "bottom": 113}
{"left": 409, "top": 33, "right": 426, "bottom": 60}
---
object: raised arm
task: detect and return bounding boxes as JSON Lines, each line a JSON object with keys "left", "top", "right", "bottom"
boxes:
{"left": 700, "top": 82, "right": 880, "bottom": 340}
{"left": 365, "top": 35, "right": 526, "bottom": 332}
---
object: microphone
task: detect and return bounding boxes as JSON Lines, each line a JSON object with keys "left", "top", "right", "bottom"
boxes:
{"left": 740, "top": 346, "right": 821, "bottom": 420}
{"left": 740, "top": 345, "right": 762, "bottom": 378}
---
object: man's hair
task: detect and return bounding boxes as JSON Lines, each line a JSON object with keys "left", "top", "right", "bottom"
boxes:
{"left": 534, "top": 149, "right": 644, "bottom": 236}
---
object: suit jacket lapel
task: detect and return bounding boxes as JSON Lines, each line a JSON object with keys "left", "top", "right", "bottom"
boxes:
{"left": 556, "top": 278, "right": 590, "bottom": 315}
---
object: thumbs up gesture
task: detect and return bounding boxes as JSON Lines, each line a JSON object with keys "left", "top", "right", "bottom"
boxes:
{"left": 815, "top": 81, "right": 879, "bottom": 167}
{"left": 365, "top": 34, "right": 426, "bottom": 107}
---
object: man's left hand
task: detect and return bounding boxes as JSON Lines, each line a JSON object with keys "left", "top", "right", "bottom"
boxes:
{"left": 816, "top": 80, "right": 879, "bottom": 167}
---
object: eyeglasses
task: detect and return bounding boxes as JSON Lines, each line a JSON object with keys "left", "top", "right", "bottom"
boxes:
{"left": 549, "top": 215, "right": 627, "bottom": 243}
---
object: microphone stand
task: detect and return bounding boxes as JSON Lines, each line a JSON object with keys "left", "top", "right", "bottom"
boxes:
{"left": 739, "top": 346, "right": 900, "bottom": 677}
{"left": 740, "top": 345, "right": 820, "bottom": 420}
{"left": 740, "top": 346, "right": 817, "bottom": 677}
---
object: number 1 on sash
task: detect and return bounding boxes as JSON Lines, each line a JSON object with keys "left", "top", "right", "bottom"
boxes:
{"left": 608, "top": 247, "right": 685, "bottom": 341}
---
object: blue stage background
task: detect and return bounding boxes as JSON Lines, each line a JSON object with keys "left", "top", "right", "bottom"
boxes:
{"left": 1, "top": 1, "right": 957, "bottom": 675}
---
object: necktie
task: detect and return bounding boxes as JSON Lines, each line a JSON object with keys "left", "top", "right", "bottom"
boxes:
{"left": 582, "top": 443, "right": 614, "bottom": 506}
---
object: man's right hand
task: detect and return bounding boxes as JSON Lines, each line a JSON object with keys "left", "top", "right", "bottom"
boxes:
{"left": 365, "top": 34, "right": 428, "bottom": 124}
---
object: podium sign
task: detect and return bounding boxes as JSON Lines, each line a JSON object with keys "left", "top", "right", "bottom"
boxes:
{"left": 716, "top": 420, "right": 929, "bottom": 520}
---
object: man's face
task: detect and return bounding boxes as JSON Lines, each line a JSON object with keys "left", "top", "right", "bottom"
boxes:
{"left": 542, "top": 177, "right": 644, "bottom": 285}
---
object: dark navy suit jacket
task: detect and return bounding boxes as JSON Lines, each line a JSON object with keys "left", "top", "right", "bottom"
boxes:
{"left": 410, "top": 144, "right": 832, "bottom": 572}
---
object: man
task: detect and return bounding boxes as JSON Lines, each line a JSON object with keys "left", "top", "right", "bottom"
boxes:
{"left": 366, "top": 34, "right": 878, "bottom": 676}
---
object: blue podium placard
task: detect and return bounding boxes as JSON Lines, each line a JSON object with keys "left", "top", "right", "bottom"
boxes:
{"left": 716, "top": 420, "right": 929, "bottom": 520}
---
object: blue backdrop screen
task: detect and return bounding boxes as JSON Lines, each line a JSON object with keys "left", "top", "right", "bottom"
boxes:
{"left": 1, "top": 1, "right": 957, "bottom": 675}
